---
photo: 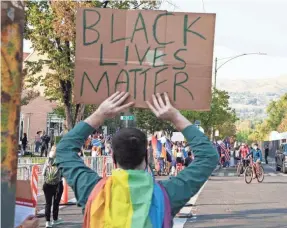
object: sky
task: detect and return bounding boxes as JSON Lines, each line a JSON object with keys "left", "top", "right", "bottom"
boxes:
{"left": 24, "top": 0, "right": 287, "bottom": 80}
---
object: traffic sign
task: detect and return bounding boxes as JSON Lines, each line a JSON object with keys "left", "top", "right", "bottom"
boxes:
{"left": 120, "top": 116, "right": 134, "bottom": 121}
{"left": 194, "top": 120, "right": 201, "bottom": 126}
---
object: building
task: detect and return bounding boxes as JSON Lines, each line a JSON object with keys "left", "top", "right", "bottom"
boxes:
{"left": 19, "top": 51, "right": 64, "bottom": 146}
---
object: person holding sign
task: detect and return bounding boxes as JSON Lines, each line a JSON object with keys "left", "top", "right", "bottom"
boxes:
{"left": 56, "top": 91, "right": 219, "bottom": 227}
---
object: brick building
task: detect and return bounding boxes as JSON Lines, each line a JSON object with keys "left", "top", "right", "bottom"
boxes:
{"left": 19, "top": 52, "right": 64, "bottom": 147}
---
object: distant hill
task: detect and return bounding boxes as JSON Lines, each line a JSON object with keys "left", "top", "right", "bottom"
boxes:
{"left": 217, "top": 75, "right": 287, "bottom": 120}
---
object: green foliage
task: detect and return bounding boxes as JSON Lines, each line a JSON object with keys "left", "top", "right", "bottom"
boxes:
{"left": 133, "top": 89, "right": 237, "bottom": 138}
{"left": 132, "top": 108, "right": 175, "bottom": 136}
{"left": 21, "top": 90, "right": 40, "bottom": 106}
{"left": 236, "top": 130, "right": 252, "bottom": 144}
{"left": 24, "top": 1, "right": 160, "bottom": 129}
{"left": 248, "top": 93, "right": 287, "bottom": 140}
{"left": 181, "top": 89, "right": 238, "bottom": 137}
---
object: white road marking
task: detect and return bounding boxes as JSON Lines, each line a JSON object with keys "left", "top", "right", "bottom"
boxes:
{"left": 218, "top": 173, "right": 224, "bottom": 177}
{"left": 173, "top": 181, "right": 208, "bottom": 228}
{"left": 228, "top": 173, "right": 235, "bottom": 177}
{"left": 268, "top": 173, "right": 277, "bottom": 176}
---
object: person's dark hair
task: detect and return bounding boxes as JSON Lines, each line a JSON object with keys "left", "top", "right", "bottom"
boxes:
{"left": 112, "top": 128, "right": 147, "bottom": 169}
{"left": 23, "top": 133, "right": 27, "bottom": 137}
{"left": 148, "top": 141, "right": 152, "bottom": 147}
{"left": 188, "top": 152, "right": 192, "bottom": 156}
{"left": 254, "top": 143, "right": 258, "bottom": 147}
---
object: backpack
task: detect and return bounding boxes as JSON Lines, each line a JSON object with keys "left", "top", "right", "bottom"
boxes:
{"left": 44, "top": 159, "right": 61, "bottom": 185}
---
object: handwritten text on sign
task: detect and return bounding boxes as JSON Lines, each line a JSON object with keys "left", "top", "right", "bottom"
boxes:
{"left": 75, "top": 8, "right": 215, "bottom": 110}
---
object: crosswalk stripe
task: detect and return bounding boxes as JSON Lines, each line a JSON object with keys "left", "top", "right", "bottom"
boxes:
{"left": 268, "top": 173, "right": 277, "bottom": 176}
{"left": 278, "top": 173, "right": 287, "bottom": 177}
{"left": 228, "top": 173, "right": 235, "bottom": 177}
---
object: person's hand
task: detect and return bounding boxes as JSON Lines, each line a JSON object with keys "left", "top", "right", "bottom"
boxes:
{"left": 146, "top": 93, "right": 191, "bottom": 131}
{"left": 146, "top": 93, "right": 179, "bottom": 122}
{"left": 19, "top": 215, "right": 39, "bottom": 228}
{"left": 85, "top": 92, "right": 134, "bottom": 128}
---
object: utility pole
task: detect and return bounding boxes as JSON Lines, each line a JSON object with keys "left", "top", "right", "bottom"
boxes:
{"left": 214, "top": 57, "right": 218, "bottom": 90}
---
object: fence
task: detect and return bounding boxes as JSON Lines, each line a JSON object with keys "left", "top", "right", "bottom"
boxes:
{"left": 18, "top": 157, "right": 47, "bottom": 164}
{"left": 83, "top": 156, "right": 114, "bottom": 176}
{"left": 17, "top": 156, "right": 114, "bottom": 193}
{"left": 17, "top": 164, "right": 45, "bottom": 195}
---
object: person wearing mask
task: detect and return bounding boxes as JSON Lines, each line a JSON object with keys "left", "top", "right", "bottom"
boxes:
{"left": 246, "top": 143, "right": 263, "bottom": 178}
{"left": 264, "top": 144, "right": 269, "bottom": 164}
{"left": 42, "top": 146, "right": 63, "bottom": 228}
{"left": 21, "top": 133, "right": 28, "bottom": 155}
{"left": 56, "top": 92, "right": 218, "bottom": 227}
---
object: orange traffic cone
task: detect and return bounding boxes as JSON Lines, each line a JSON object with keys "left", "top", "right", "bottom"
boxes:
{"left": 61, "top": 178, "right": 68, "bottom": 204}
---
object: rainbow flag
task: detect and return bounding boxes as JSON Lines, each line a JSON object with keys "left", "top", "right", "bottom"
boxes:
{"left": 151, "top": 136, "right": 157, "bottom": 158}
{"left": 84, "top": 169, "right": 171, "bottom": 228}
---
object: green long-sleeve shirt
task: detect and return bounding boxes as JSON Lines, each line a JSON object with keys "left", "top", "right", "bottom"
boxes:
{"left": 56, "top": 122, "right": 218, "bottom": 216}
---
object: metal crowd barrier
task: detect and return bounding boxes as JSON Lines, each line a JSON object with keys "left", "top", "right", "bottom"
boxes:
{"left": 17, "top": 164, "right": 45, "bottom": 196}
{"left": 18, "top": 157, "right": 46, "bottom": 164}
{"left": 83, "top": 156, "right": 114, "bottom": 177}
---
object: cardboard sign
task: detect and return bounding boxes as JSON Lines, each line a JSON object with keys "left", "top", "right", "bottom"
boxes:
{"left": 14, "top": 180, "right": 36, "bottom": 227}
{"left": 75, "top": 8, "right": 216, "bottom": 110}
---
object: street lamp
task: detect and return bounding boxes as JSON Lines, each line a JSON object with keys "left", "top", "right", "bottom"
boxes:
{"left": 213, "top": 52, "right": 267, "bottom": 89}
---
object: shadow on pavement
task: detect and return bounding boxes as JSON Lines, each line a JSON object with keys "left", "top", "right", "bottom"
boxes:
{"left": 197, "top": 202, "right": 278, "bottom": 206}
{"left": 261, "top": 182, "right": 287, "bottom": 185}
{"left": 191, "top": 208, "right": 287, "bottom": 226}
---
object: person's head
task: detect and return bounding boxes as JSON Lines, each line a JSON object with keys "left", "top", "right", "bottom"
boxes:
{"left": 254, "top": 143, "right": 258, "bottom": 150}
{"left": 188, "top": 151, "right": 192, "bottom": 157}
{"left": 23, "top": 133, "right": 27, "bottom": 137}
{"left": 112, "top": 128, "right": 147, "bottom": 170}
{"left": 49, "top": 145, "right": 56, "bottom": 158}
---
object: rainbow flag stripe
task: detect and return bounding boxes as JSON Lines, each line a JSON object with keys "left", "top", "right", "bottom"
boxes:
{"left": 84, "top": 169, "right": 171, "bottom": 228}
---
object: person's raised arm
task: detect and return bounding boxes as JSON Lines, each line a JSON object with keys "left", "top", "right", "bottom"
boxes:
{"left": 56, "top": 92, "right": 134, "bottom": 210}
{"left": 146, "top": 93, "right": 219, "bottom": 216}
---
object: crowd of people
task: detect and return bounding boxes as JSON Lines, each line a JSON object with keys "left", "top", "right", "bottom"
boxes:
{"left": 213, "top": 139, "right": 266, "bottom": 168}
{"left": 147, "top": 139, "right": 194, "bottom": 176}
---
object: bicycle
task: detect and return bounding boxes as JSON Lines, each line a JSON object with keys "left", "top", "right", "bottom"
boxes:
{"left": 244, "top": 157, "right": 264, "bottom": 184}
{"left": 237, "top": 158, "right": 249, "bottom": 176}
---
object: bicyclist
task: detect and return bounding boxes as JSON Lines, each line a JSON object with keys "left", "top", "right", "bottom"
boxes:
{"left": 246, "top": 143, "right": 263, "bottom": 178}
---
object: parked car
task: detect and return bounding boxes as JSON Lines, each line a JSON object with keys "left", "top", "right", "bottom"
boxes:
{"left": 275, "top": 143, "right": 287, "bottom": 173}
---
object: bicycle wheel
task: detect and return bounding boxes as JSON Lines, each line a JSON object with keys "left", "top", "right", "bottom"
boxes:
{"left": 256, "top": 165, "right": 264, "bottom": 183}
{"left": 237, "top": 164, "right": 244, "bottom": 176}
{"left": 244, "top": 166, "right": 253, "bottom": 184}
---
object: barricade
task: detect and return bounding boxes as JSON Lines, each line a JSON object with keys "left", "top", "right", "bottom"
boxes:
{"left": 18, "top": 157, "right": 46, "bottom": 165}
{"left": 84, "top": 156, "right": 114, "bottom": 177}
{"left": 61, "top": 178, "right": 69, "bottom": 204}
{"left": 31, "top": 165, "right": 39, "bottom": 211}
{"left": 17, "top": 164, "right": 45, "bottom": 196}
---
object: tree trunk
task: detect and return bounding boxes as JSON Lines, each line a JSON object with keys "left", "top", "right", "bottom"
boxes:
{"left": 64, "top": 104, "right": 73, "bottom": 130}
{"left": 76, "top": 104, "right": 86, "bottom": 123}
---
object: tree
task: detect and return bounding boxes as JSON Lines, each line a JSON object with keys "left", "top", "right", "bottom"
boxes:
{"left": 24, "top": 1, "right": 160, "bottom": 130}
{"left": 133, "top": 108, "right": 175, "bottom": 136}
{"left": 248, "top": 93, "right": 287, "bottom": 139}
{"left": 181, "top": 89, "right": 238, "bottom": 138}
{"left": 21, "top": 89, "right": 40, "bottom": 105}
{"left": 133, "top": 89, "right": 237, "bottom": 138}
{"left": 266, "top": 93, "right": 287, "bottom": 129}
{"left": 277, "top": 113, "right": 287, "bottom": 132}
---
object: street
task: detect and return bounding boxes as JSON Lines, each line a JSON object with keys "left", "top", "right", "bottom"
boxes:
{"left": 37, "top": 164, "right": 287, "bottom": 228}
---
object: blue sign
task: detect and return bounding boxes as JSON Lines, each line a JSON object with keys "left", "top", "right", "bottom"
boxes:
{"left": 194, "top": 120, "right": 201, "bottom": 126}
